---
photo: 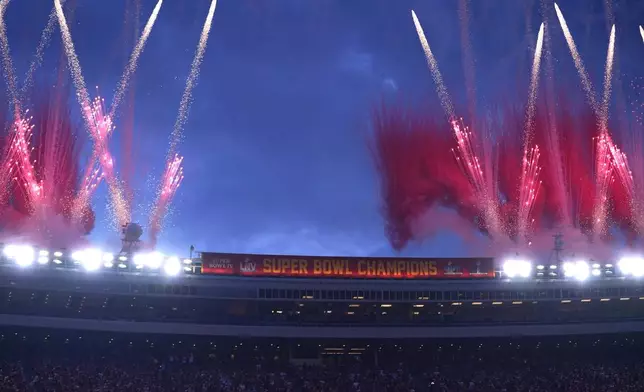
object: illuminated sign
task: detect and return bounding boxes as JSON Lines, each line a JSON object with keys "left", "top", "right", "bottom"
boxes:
{"left": 201, "top": 252, "right": 494, "bottom": 279}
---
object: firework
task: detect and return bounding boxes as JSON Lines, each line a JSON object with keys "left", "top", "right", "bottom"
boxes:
{"left": 553, "top": 3, "right": 598, "bottom": 112}
{"left": 109, "top": 0, "right": 163, "bottom": 118}
{"left": 410, "top": 10, "right": 455, "bottom": 120}
{"left": 373, "top": 8, "right": 637, "bottom": 253}
{"left": 148, "top": 154, "right": 184, "bottom": 247}
{"left": 372, "top": 101, "right": 625, "bottom": 251}
{"left": 166, "top": 0, "right": 218, "bottom": 158}
{"left": 0, "top": 0, "right": 19, "bottom": 114}
{"left": 21, "top": 2, "right": 63, "bottom": 101}
{"left": 640, "top": 26, "right": 644, "bottom": 43}
{"left": 517, "top": 23, "right": 545, "bottom": 241}
{"left": 555, "top": 4, "right": 621, "bottom": 239}
{"left": 150, "top": 0, "right": 218, "bottom": 244}
{"left": 411, "top": 10, "right": 504, "bottom": 238}
{"left": 0, "top": 83, "right": 95, "bottom": 246}
{"left": 71, "top": 96, "right": 130, "bottom": 229}
{"left": 56, "top": 0, "right": 166, "bottom": 230}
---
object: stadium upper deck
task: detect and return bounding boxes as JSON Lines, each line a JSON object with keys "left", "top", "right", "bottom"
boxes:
{"left": 1, "top": 244, "right": 644, "bottom": 338}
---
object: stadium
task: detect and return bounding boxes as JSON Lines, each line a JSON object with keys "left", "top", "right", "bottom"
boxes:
{"left": 3, "top": 234, "right": 644, "bottom": 390}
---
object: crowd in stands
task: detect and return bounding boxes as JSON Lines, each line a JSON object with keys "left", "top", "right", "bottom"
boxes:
{"left": 2, "top": 330, "right": 644, "bottom": 391}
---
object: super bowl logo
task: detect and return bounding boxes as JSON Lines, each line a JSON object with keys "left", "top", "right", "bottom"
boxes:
{"left": 443, "top": 261, "right": 463, "bottom": 275}
{"left": 240, "top": 258, "right": 257, "bottom": 273}
{"left": 471, "top": 260, "right": 486, "bottom": 275}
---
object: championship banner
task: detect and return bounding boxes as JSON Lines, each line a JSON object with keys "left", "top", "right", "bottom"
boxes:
{"left": 200, "top": 252, "right": 495, "bottom": 279}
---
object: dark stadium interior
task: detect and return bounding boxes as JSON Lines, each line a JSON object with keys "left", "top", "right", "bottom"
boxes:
{"left": 3, "top": 284, "right": 644, "bottom": 326}
{"left": 3, "top": 327, "right": 644, "bottom": 391}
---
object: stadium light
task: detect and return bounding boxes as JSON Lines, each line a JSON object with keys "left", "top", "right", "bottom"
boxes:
{"left": 164, "top": 256, "right": 181, "bottom": 276}
{"left": 132, "top": 253, "right": 146, "bottom": 269}
{"left": 618, "top": 256, "right": 644, "bottom": 278}
{"left": 146, "top": 251, "right": 165, "bottom": 269}
{"left": 71, "top": 250, "right": 84, "bottom": 264}
{"left": 4, "top": 245, "right": 35, "bottom": 267}
{"left": 502, "top": 259, "right": 532, "bottom": 278}
{"left": 563, "top": 260, "right": 590, "bottom": 281}
{"left": 80, "top": 248, "right": 103, "bottom": 272}
{"left": 103, "top": 253, "right": 115, "bottom": 268}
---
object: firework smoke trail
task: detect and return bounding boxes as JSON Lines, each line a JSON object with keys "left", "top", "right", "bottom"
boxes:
{"left": 71, "top": 100, "right": 106, "bottom": 226}
{"left": 121, "top": 0, "right": 143, "bottom": 214}
{"left": 148, "top": 154, "right": 184, "bottom": 246}
{"left": 109, "top": 0, "right": 163, "bottom": 118}
{"left": 457, "top": 0, "right": 477, "bottom": 122}
{"left": 553, "top": 3, "right": 598, "bottom": 112}
{"left": 600, "top": 27, "right": 632, "bottom": 201}
{"left": 0, "top": 0, "right": 19, "bottom": 115}
{"left": 555, "top": 3, "right": 621, "bottom": 239}
{"left": 0, "top": 0, "right": 18, "bottom": 205}
{"left": 166, "top": 0, "right": 218, "bottom": 159}
{"left": 80, "top": 0, "right": 163, "bottom": 220}
{"left": 55, "top": 0, "right": 104, "bottom": 224}
{"left": 538, "top": 0, "right": 573, "bottom": 227}
{"left": 410, "top": 10, "right": 455, "bottom": 120}
{"left": 517, "top": 23, "right": 545, "bottom": 241}
{"left": 54, "top": 0, "right": 92, "bottom": 131}
{"left": 411, "top": 10, "right": 503, "bottom": 238}
{"left": 75, "top": 98, "right": 130, "bottom": 228}
{"left": 55, "top": 0, "right": 132, "bottom": 228}
{"left": 601, "top": 25, "right": 616, "bottom": 127}
{"left": 21, "top": 3, "right": 62, "bottom": 101}
{"left": 591, "top": 25, "right": 618, "bottom": 239}
{"left": 149, "top": 0, "right": 217, "bottom": 243}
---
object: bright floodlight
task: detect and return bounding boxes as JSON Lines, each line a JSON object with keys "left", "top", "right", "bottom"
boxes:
{"left": 71, "top": 250, "right": 84, "bottom": 263}
{"left": 146, "top": 251, "right": 165, "bottom": 269}
{"left": 16, "top": 246, "right": 35, "bottom": 267}
{"left": 5, "top": 245, "right": 35, "bottom": 267}
{"left": 164, "top": 256, "right": 181, "bottom": 276}
{"left": 503, "top": 259, "right": 532, "bottom": 278}
{"left": 132, "top": 253, "right": 146, "bottom": 268}
{"left": 564, "top": 260, "right": 590, "bottom": 281}
{"left": 102, "top": 253, "right": 114, "bottom": 268}
{"left": 618, "top": 256, "right": 644, "bottom": 277}
{"left": 81, "top": 248, "right": 103, "bottom": 272}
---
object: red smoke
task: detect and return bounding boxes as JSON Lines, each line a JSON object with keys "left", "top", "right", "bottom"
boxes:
{"left": 0, "top": 85, "right": 95, "bottom": 245}
{"left": 372, "top": 100, "right": 631, "bottom": 251}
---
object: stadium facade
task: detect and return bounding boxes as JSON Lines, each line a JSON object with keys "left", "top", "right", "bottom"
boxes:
{"left": 1, "top": 245, "right": 644, "bottom": 342}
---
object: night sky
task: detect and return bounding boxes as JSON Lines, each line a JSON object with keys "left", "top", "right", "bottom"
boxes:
{"left": 3, "top": 0, "right": 644, "bottom": 258}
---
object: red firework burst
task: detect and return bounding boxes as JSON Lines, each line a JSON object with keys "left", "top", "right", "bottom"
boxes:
{"left": 372, "top": 99, "right": 632, "bottom": 252}
{"left": 0, "top": 84, "right": 95, "bottom": 246}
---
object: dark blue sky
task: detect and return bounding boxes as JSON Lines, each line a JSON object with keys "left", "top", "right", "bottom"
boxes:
{"left": 3, "top": 0, "right": 644, "bottom": 257}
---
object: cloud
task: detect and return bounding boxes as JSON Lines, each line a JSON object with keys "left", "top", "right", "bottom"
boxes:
{"left": 338, "top": 49, "right": 374, "bottom": 75}
{"left": 228, "top": 224, "right": 387, "bottom": 257}
{"left": 382, "top": 77, "right": 398, "bottom": 91}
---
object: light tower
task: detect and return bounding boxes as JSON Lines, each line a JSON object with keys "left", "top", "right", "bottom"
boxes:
{"left": 120, "top": 222, "right": 143, "bottom": 254}
{"left": 552, "top": 232, "right": 564, "bottom": 263}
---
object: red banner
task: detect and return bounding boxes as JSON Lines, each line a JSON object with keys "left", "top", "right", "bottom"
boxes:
{"left": 200, "top": 252, "right": 495, "bottom": 279}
